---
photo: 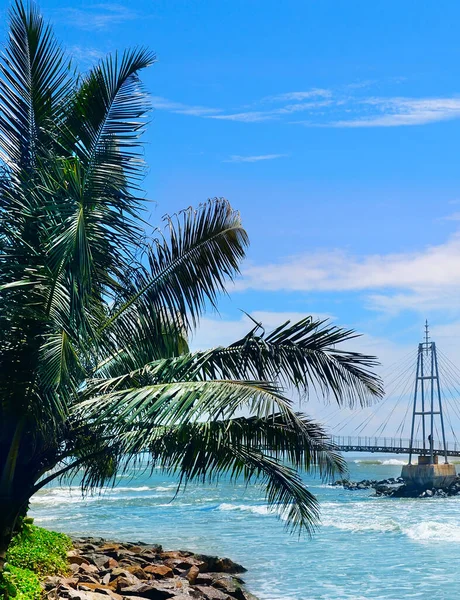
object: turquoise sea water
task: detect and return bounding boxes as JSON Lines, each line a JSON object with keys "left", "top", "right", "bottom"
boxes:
{"left": 31, "top": 454, "right": 460, "bottom": 600}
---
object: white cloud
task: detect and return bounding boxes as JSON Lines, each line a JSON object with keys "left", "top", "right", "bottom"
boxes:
{"left": 210, "top": 100, "right": 333, "bottom": 123}
{"left": 265, "top": 89, "right": 332, "bottom": 102}
{"left": 275, "top": 100, "right": 333, "bottom": 114}
{"left": 210, "top": 111, "right": 276, "bottom": 123}
{"left": 324, "top": 97, "right": 460, "bottom": 128}
{"left": 59, "top": 4, "right": 138, "bottom": 30}
{"left": 68, "top": 46, "right": 105, "bottom": 67}
{"left": 143, "top": 89, "right": 460, "bottom": 129}
{"left": 150, "top": 96, "right": 221, "bottom": 117}
{"left": 212, "top": 94, "right": 460, "bottom": 128}
{"left": 234, "top": 234, "right": 460, "bottom": 314}
{"left": 224, "top": 154, "right": 287, "bottom": 163}
{"left": 439, "top": 212, "right": 460, "bottom": 222}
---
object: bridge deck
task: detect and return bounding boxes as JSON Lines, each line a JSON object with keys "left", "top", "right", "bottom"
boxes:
{"left": 331, "top": 436, "right": 460, "bottom": 457}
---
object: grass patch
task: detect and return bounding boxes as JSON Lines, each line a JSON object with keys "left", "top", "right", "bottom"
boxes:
{"left": 1, "top": 523, "right": 72, "bottom": 599}
{"left": 7, "top": 524, "right": 71, "bottom": 576}
{"left": 4, "top": 566, "right": 41, "bottom": 600}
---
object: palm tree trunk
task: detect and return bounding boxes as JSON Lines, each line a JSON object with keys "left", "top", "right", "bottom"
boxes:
{"left": 0, "top": 502, "right": 23, "bottom": 574}
{"left": 0, "top": 523, "right": 12, "bottom": 574}
{"left": 0, "top": 544, "right": 8, "bottom": 574}
{"left": 0, "top": 420, "right": 25, "bottom": 493}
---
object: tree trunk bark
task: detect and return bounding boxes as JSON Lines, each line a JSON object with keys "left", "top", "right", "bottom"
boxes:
{"left": 0, "top": 529, "right": 11, "bottom": 574}
{"left": 0, "top": 505, "right": 21, "bottom": 574}
{"left": 0, "top": 547, "right": 7, "bottom": 574}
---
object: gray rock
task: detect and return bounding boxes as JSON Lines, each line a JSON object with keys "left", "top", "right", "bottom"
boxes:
{"left": 212, "top": 575, "right": 246, "bottom": 600}
{"left": 374, "top": 483, "right": 404, "bottom": 495}
{"left": 194, "top": 556, "right": 246, "bottom": 574}
{"left": 86, "top": 554, "right": 111, "bottom": 570}
{"left": 194, "top": 586, "right": 231, "bottom": 600}
{"left": 120, "top": 583, "right": 176, "bottom": 600}
{"left": 195, "top": 574, "right": 214, "bottom": 585}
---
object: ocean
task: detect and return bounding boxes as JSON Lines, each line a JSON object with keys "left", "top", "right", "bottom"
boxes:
{"left": 30, "top": 453, "right": 460, "bottom": 600}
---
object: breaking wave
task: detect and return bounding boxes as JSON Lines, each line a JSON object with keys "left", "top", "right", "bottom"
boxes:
{"left": 403, "top": 521, "right": 460, "bottom": 543}
{"left": 31, "top": 485, "right": 169, "bottom": 506}
{"left": 321, "top": 512, "right": 401, "bottom": 534}
{"left": 217, "top": 503, "right": 271, "bottom": 516}
{"left": 353, "top": 459, "right": 407, "bottom": 466}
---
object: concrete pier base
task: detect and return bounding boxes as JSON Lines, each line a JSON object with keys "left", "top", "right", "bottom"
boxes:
{"left": 401, "top": 460, "right": 456, "bottom": 490}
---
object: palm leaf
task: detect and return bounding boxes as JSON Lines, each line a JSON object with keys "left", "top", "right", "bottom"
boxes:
{"left": 92, "top": 318, "right": 383, "bottom": 406}
{"left": 100, "top": 199, "right": 248, "bottom": 357}
{"left": 0, "top": 0, "right": 72, "bottom": 174}
{"left": 63, "top": 413, "right": 344, "bottom": 534}
{"left": 77, "top": 379, "right": 295, "bottom": 429}
{"left": 0, "top": 0, "right": 384, "bottom": 542}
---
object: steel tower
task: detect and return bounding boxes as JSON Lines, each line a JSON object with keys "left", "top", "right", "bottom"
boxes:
{"left": 408, "top": 321, "right": 448, "bottom": 465}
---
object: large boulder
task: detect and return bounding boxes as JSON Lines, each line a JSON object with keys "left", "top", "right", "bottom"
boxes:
{"left": 144, "top": 565, "right": 174, "bottom": 579}
{"left": 119, "top": 582, "right": 176, "bottom": 599}
{"left": 194, "top": 586, "right": 232, "bottom": 600}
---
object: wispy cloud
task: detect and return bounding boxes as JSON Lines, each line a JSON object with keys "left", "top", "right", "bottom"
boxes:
{"left": 439, "top": 212, "right": 460, "bottom": 222}
{"left": 344, "top": 80, "right": 377, "bottom": 90}
{"left": 320, "top": 97, "right": 460, "bottom": 128}
{"left": 264, "top": 89, "right": 332, "bottom": 102}
{"left": 210, "top": 100, "right": 333, "bottom": 123}
{"left": 150, "top": 96, "right": 221, "bottom": 117}
{"left": 58, "top": 4, "right": 138, "bottom": 30}
{"left": 68, "top": 46, "right": 105, "bottom": 67}
{"left": 211, "top": 111, "right": 276, "bottom": 123}
{"left": 143, "top": 88, "right": 460, "bottom": 129}
{"left": 224, "top": 154, "right": 287, "bottom": 163}
{"left": 234, "top": 233, "right": 460, "bottom": 315}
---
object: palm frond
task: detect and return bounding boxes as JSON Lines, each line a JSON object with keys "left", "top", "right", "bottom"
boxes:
{"left": 101, "top": 198, "right": 248, "bottom": 347}
{"left": 77, "top": 379, "right": 294, "bottom": 430}
{"left": 207, "top": 317, "right": 383, "bottom": 406}
{"left": 92, "top": 317, "right": 383, "bottom": 406}
{"left": 0, "top": 0, "right": 72, "bottom": 173}
{"left": 68, "top": 414, "right": 344, "bottom": 534}
{"left": 63, "top": 47, "right": 155, "bottom": 198}
{"left": 0, "top": 0, "right": 384, "bottom": 544}
{"left": 152, "top": 426, "right": 323, "bottom": 535}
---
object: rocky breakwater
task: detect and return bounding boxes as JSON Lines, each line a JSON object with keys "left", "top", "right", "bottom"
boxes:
{"left": 332, "top": 477, "right": 405, "bottom": 495}
{"left": 333, "top": 475, "right": 460, "bottom": 497}
{"left": 43, "top": 537, "right": 259, "bottom": 600}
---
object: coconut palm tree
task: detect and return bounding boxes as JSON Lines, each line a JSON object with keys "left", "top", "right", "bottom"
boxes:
{"left": 0, "top": 0, "right": 383, "bottom": 574}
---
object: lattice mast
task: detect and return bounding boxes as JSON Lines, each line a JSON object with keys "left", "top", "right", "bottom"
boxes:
{"left": 408, "top": 321, "right": 448, "bottom": 465}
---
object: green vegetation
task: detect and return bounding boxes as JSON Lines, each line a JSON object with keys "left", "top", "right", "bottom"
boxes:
{"left": 0, "top": 524, "right": 71, "bottom": 599}
{"left": 0, "top": 0, "right": 383, "bottom": 580}
{"left": 2, "top": 566, "right": 41, "bottom": 600}
{"left": 6, "top": 525, "right": 71, "bottom": 576}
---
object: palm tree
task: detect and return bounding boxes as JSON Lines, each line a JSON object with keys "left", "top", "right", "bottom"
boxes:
{"left": 0, "top": 0, "right": 383, "bottom": 573}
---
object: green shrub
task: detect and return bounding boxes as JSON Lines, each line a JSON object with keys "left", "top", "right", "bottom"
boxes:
{"left": 0, "top": 524, "right": 72, "bottom": 598}
{"left": 2, "top": 565, "right": 41, "bottom": 600}
{"left": 6, "top": 524, "right": 71, "bottom": 576}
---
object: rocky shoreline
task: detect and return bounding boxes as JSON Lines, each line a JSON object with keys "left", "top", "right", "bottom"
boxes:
{"left": 333, "top": 475, "right": 460, "bottom": 497}
{"left": 43, "top": 537, "right": 259, "bottom": 600}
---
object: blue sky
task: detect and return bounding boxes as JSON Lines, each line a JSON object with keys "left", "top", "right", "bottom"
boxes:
{"left": 5, "top": 0, "right": 460, "bottom": 428}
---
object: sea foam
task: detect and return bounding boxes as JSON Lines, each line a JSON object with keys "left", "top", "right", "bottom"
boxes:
{"left": 218, "top": 503, "right": 271, "bottom": 515}
{"left": 403, "top": 521, "right": 460, "bottom": 543}
{"left": 353, "top": 458, "right": 406, "bottom": 466}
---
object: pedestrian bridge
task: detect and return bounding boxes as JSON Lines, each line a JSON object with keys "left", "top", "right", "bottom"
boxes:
{"left": 331, "top": 436, "right": 460, "bottom": 457}
{"left": 326, "top": 326, "right": 460, "bottom": 464}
